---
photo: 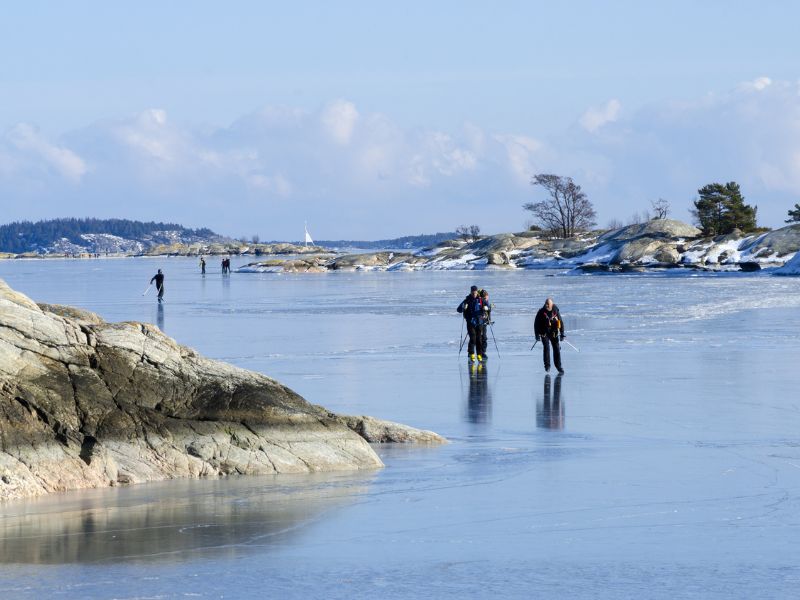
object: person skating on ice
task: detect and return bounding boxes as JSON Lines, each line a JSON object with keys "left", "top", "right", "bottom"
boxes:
{"left": 534, "top": 297, "right": 565, "bottom": 374}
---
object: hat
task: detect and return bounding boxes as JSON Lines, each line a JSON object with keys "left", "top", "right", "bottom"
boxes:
{"left": 470, "top": 285, "right": 478, "bottom": 292}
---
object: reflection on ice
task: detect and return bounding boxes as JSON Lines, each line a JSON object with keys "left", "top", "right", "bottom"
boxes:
{"left": 0, "top": 472, "right": 374, "bottom": 565}
{"left": 465, "top": 363, "right": 492, "bottom": 424}
{"left": 537, "top": 373, "right": 564, "bottom": 430}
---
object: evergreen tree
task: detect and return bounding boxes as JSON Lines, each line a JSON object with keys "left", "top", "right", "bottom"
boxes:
{"left": 786, "top": 203, "right": 800, "bottom": 223}
{"left": 691, "top": 182, "right": 757, "bottom": 236}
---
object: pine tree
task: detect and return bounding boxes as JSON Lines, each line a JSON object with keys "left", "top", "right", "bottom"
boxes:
{"left": 786, "top": 203, "right": 800, "bottom": 223}
{"left": 691, "top": 182, "right": 757, "bottom": 236}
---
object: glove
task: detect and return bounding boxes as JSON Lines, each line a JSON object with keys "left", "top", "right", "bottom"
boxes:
{"left": 560, "top": 334, "right": 565, "bottom": 341}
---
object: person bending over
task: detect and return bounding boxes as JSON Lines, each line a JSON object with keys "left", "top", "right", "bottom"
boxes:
{"left": 534, "top": 297, "right": 565, "bottom": 374}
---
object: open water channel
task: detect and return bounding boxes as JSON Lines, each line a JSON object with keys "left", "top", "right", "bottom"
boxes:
{"left": 1, "top": 257, "right": 799, "bottom": 599}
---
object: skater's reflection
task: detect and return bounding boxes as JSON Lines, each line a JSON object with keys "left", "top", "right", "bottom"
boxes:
{"left": 222, "top": 270, "right": 231, "bottom": 299}
{"left": 537, "top": 373, "right": 564, "bottom": 430}
{"left": 156, "top": 303, "right": 165, "bottom": 332}
{"left": 465, "top": 363, "right": 492, "bottom": 424}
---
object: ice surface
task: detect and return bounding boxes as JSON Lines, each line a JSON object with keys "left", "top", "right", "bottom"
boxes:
{"left": 1, "top": 258, "right": 800, "bottom": 598}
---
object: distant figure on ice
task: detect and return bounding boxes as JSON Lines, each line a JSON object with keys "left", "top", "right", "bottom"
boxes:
{"left": 534, "top": 298, "right": 565, "bottom": 374}
{"left": 200, "top": 256, "right": 206, "bottom": 274}
{"left": 150, "top": 269, "right": 165, "bottom": 303}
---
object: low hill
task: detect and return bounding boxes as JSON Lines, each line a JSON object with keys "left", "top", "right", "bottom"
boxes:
{"left": 0, "top": 218, "right": 224, "bottom": 254}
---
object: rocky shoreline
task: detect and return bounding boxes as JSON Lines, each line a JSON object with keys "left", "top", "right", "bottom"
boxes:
{"left": 236, "top": 220, "right": 800, "bottom": 274}
{"left": 0, "top": 279, "right": 444, "bottom": 501}
{"left": 5, "top": 219, "right": 800, "bottom": 276}
{"left": 0, "top": 241, "right": 331, "bottom": 260}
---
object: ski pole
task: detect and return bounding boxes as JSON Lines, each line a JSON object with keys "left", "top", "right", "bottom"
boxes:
{"left": 458, "top": 318, "right": 464, "bottom": 354}
{"left": 563, "top": 339, "right": 580, "bottom": 352}
{"left": 142, "top": 284, "right": 152, "bottom": 296}
{"left": 530, "top": 337, "right": 538, "bottom": 351}
{"left": 488, "top": 322, "right": 500, "bottom": 358}
{"left": 458, "top": 332, "right": 468, "bottom": 356}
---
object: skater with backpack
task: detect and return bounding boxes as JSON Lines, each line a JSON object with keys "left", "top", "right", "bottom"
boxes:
{"left": 534, "top": 297, "right": 565, "bottom": 374}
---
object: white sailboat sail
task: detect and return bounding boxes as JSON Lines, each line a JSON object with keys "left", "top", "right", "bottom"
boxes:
{"left": 304, "top": 223, "right": 314, "bottom": 246}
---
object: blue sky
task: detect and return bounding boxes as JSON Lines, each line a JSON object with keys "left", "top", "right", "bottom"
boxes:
{"left": 1, "top": 1, "right": 799, "bottom": 239}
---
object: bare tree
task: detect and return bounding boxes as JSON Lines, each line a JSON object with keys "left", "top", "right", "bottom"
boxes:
{"left": 606, "top": 218, "right": 624, "bottom": 230}
{"left": 524, "top": 174, "right": 596, "bottom": 238}
{"left": 650, "top": 198, "right": 670, "bottom": 220}
{"left": 252, "top": 234, "right": 260, "bottom": 244}
{"left": 455, "top": 224, "right": 480, "bottom": 242}
{"left": 627, "top": 210, "right": 650, "bottom": 225}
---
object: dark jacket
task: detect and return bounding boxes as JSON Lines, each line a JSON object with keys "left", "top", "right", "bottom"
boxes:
{"left": 457, "top": 294, "right": 477, "bottom": 321}
{"left": 534, "top": 304, "right": 565, "bottom": 339}
{"left": 150, "top": 273, "right": 165, "bottom": 288}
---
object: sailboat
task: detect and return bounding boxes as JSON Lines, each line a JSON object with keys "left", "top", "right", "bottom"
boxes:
{"left": 304, "top": 222, "right": 314, "bottom": 247}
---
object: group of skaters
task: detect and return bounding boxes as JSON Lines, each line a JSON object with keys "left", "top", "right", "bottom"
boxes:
{"left": 457, "top": 284, "right": 567, "bottom": 374}
{"left": 148, "top": 257, "right": 234, "bottom": 302}
{"left": 457, "top": 286, "right": 494, "bottom": 364}
{"left": 197, "top": 256, "right": 233, "bottom": 275}
{"left": 145, "top": 270, "right": 567, "bottom": 374}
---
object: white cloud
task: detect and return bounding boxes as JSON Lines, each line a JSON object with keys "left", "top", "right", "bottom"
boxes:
{"left": 579, "top": 99, "right": 622, "bottom": 133}
{"left": 6, "top": 123, "right": 87, "bottom": 182}
{"left": 247, "top": 173, "right": 293, "bottom": 197}
{"left": 320, "top": 99, "right": 359, "bottom": 145}
{"left": 114, "top": 108, "right": 194, "bottom": 166}
{"left": 5, "top": 79, "right": 800, "bottom": 237}
{"left": 403, "top": 132, "right": 478, "bottom": 186}
{"left": 739, "top": 76, "right": 772, "bottom": 92}
{"left": 494, "top": 134, "right": 543, "bottom": 182}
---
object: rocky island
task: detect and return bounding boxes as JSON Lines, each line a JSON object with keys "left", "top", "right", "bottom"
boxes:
{"left": 238, "top": 219, "right": 800, "bottom": 274}
{"left": 0, "top": 279, "right": 444, "bottom": 501}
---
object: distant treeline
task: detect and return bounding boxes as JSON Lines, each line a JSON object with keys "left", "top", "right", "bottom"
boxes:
{"left": 310, "top": 232, "right": 457, "bottom": 250}
{"left": 0, "top": 218, "right": 216, "bottom": 253}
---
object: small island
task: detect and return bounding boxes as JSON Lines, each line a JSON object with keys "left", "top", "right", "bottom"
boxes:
{"left": 0, "top": 278, "right": 445, "bottom": 501}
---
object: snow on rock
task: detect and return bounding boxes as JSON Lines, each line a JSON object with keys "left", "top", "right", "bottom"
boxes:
{"left": 232, "top": 221, "right": 800, "bottom": 275}
{"left": 774, "top": 251, "right": 800, "bottom": 275}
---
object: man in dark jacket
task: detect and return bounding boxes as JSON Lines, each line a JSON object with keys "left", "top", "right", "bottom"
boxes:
{"left": 150, "top": 269, "right": 165, "bottom": 303}
{"left": 534, "top": 298, "right": 565, "bottom": 374}
{"left": 457, "top": 285, "right": 482, "bottom": 362}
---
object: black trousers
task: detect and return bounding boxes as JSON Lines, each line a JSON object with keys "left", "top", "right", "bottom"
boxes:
{"left": 467, "top": 323, "right": 479, "bottom": 355}
{"left": 477, "top": 326, "right": 488, "bottom": 355}
{"left": 541, "top": 336, "right": 562, "bottom": 370}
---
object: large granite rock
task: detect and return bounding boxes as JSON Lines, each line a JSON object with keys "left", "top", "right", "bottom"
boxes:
{"left": 591, "top": 219, "right": 701, "bottom": 266}
{"left": 0, "top": 279, "right": 444, "bottom": 501}
{"left": 596, "top": 219, "right": 701, "bottom": 244}
{"left": 328, "top": 252, "right": 416, "bottom": 270}
{"left": 740, "top": 225, "right": 800, "bottom": 258}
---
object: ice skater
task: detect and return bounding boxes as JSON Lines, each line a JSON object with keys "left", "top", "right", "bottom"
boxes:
{"left": 533, "top": 297, "right": 565, "bottom": 374}
{"left": 149, "top": 269, "right": 165, "bottom": 303}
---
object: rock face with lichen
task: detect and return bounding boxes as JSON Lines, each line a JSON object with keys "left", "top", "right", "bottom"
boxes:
{"left": 0, "top": 279, "right": 444, "bottom": 501}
